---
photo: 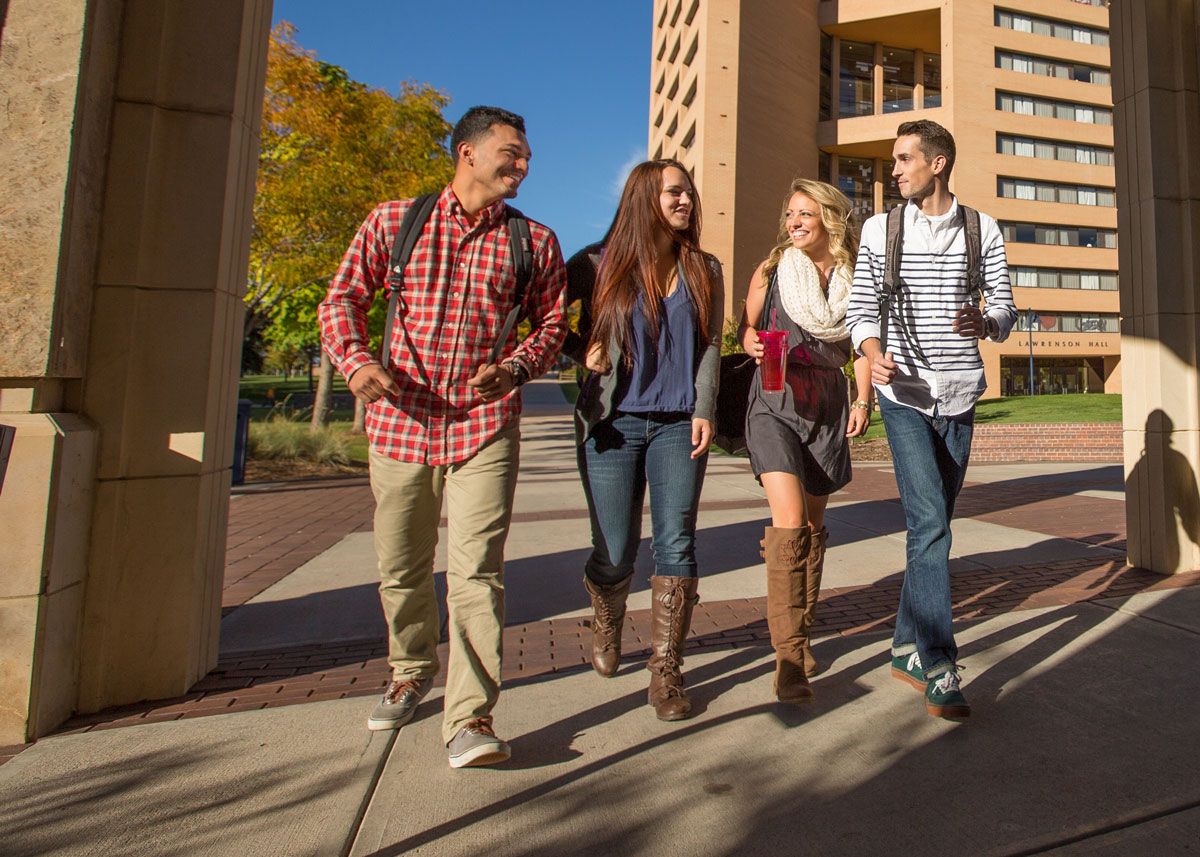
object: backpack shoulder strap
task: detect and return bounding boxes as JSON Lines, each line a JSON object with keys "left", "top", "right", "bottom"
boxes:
{"left": 483, "top": 207, "right": 537, "bottom": 365}
{"left": 505, "top": 206, "right": 534, "bottom": 311}
{"left": 960, "top": 204, "right": 986, "bottom": 306}
{"left": 879, "top": 205, "right": 906, "bottom": 354}
{"left": 385, "top": 192, "right": 439, "bottom": 289}
{"left": 381, "top": 192, "right": 438, "bottom": 372}
{"left": 883, "top": 205, "right": 905, "bottom": 298}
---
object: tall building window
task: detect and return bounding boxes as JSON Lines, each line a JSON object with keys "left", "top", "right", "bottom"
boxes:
{"left": 997, "top": 133, "right": 1115, "bottom": 165}
{"left": 996, "top": 50, "right": 1111, "bottom": 85}
{"left": 839, "top": 41, "right": 874, "bottom": 118}
{"left": 882, "top": 160, "right": 905, "bottom": 211}
{"left": 818, "top": 151, "right": 831, "bottom": 184}
{"left": 837, "top": 156, "right": 875, "bottom": 222}
{"left": 998, "top": 177, "right": 1116, "bottom": 207}
{"left": 1001, "top": 222, "right": 1118, "bottom": 249}
{"left": 1011, "top": 266, "right": 1118, "bottom": 290}
{"left": 995, "top": 9, "right": 1110, "bottom": 46}
{"left": 882, "top": 47, "right": 915, "bottom": 113}
{"left": 1018, "top": 311, "right": 1118, "bottom": 333}
{"left": 819, "top": 32, "right": 832, "bottom": 121}
{"left": 923, "top": 52, "right": 942, "bottom": 108}
{"left": 997, "top": 91, "right": 1113, "bottom": 125}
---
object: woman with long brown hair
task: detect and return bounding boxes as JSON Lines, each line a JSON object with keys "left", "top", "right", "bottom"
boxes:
{"left": 739, "top": 178, "right": 871, "bottom": 704}
{"left": 565, "top": 158, "right": 724, "bottom": 721}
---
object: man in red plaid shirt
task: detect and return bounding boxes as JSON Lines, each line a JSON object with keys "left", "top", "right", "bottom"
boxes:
{"left": 319, "top": 106, "right": 567, "bottom": 768}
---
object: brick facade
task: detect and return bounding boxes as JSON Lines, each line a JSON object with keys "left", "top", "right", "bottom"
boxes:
{"left": 970, "top": 422, "right": 1122, "bottom": 462}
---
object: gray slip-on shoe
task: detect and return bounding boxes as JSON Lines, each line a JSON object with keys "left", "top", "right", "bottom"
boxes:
{"left": 447, "top": 718, "right": 511, "bottom": 768}
{"left": 366, "top": 677, "right": 429, "bottom": 731}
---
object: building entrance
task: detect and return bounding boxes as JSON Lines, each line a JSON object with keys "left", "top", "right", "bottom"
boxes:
{"left": 1000, "top": 357, "right": 1107, "bottom": 396}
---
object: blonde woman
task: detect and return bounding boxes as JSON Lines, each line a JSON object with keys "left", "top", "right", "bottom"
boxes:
{"left": 738, "top": 178, "right": 871, "bottom": 704}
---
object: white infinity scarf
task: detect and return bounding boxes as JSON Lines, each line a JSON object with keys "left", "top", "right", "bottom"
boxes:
{"left": 775, "top": 247, "right": 852, "bottom": 342}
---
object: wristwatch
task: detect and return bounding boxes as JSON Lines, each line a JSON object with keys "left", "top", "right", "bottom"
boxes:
{"left": 983, "top": 315, "right": 999, "bottom": 340}
{"left": 502, "top": 359, "right": 530, "bottom": 387}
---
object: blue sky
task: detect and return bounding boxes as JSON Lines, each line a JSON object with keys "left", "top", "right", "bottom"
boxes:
{"left": 272, "top": 1, "right": 651, "bottom": 257}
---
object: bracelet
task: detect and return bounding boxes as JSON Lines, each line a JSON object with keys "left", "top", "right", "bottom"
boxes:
{"left": 851, "top": 400, "right": 871, "bottom": 411}
{"left": 502, "top": 360, "right": 530, "bottom": 387}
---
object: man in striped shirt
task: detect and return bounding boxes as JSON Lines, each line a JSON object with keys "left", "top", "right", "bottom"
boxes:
{"left": 319, "top": 106, "right": 568, "bottom": 766}
{"left": 846, "top": 120, "right": 1017, "bottom": 720}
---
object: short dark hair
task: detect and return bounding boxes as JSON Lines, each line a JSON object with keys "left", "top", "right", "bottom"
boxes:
{"left": 450, "top": 106, "right": 526, "bottom": 162}
{"left": 896, "top": 119, "right": 956, "bottom": 177}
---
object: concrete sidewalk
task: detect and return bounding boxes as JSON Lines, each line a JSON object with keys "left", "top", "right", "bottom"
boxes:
{"left": 4, "top": 380, "right": 1199, "bottom": 857}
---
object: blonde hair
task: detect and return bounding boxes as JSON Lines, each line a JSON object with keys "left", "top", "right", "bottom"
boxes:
{"left": 762, "top": 178, "right": 859, "bottom": 286}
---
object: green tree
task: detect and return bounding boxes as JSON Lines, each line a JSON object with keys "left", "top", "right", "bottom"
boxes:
{"left": 248, "top": 22, "right": 455, "bottom": 426}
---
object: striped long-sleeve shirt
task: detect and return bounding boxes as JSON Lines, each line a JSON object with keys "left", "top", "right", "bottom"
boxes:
{"left": 846, "top": 198, "right": 1017, "bottom": 416}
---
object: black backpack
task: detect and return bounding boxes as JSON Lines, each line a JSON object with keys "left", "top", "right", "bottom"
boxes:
{"left": 879, "top": 204, "right": 986, "bottom": 364}
{"left": 380, "top": 192, "right": 534, "bottom": 381}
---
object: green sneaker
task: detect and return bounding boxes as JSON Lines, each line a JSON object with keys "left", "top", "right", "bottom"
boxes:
{"left": 890, "top": 651, "right": 925, "bottom": 691}
{"left": 925, "top": 668, "right": 970, "bottom": 719}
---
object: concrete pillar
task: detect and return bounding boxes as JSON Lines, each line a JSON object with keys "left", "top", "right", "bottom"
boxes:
{"left": 0, "top": 0, "right": 271, "bottom": 743}
{"left": 1111, "top": 1, "right": 1200, "bottom": 575}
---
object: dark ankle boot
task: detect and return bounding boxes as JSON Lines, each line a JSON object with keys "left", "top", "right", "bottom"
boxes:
{"left": 763, "top": 526, "right": 814, "bottom": 704}
{"left": 801, "top": 527, "right": 828, "bottom": 677}
{"left": 584, "top": 574, "right": 633, "bottom": 677}
{"left": 646, "top": 575, "right": 699, "bottom": 721}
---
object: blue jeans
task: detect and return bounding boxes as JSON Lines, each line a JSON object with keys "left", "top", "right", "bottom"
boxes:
{"left": 578, "top": 412, "right": 707, "bottom": 584}
{"left": 878, "top": 395, "right": 975, "bottom": 677}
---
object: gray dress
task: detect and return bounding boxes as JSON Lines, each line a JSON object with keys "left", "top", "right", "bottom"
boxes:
{"left": 745, "top": 278, "right": 853, "bottom": 495}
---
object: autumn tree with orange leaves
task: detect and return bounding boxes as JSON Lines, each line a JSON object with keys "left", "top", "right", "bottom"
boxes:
{"left": 248, "top": 22, "right": 454, "bottom": 426}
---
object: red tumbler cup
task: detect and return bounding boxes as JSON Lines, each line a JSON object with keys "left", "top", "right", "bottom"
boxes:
{"left": 759, "top": 330, "right": 788, "bottom": 392}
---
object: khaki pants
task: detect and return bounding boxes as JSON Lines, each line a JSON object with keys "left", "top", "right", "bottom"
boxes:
{"left": 368, "top": 421, "right": 519, "bottom": 744}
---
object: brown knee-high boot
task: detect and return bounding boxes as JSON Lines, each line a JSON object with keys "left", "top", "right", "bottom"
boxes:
{"left": 801, "top": 527, "right": 828, "bottom": 677}
{"left": 762, "top": 526, "right": 814, "bottom": 703}
{"left": 584, "top": 575, "right": 633, "bottom": 677}
{"left": 646, "top": 575, "right": 699, "bottom": 721}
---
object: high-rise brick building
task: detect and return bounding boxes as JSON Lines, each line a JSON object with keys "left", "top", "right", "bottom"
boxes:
{"left": 649, "top": 0, "right": 1117, "bottom": 396}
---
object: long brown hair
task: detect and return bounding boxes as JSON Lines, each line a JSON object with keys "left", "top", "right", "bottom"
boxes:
{"left": 762, "top": 178, "right": 859, "bottom": 286}
{"left": 588, "top": 159, "right": 715, "bottom": 361}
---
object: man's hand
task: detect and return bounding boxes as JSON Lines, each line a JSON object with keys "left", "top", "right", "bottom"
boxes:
{"left": 467, "top": 363, "right": 515, "bottom": 402}
{"left": 348, "top": 364, "right": 401, "bottom": 404}
{"left": 691, "top": 417, "right": 715, "bottom": 459}
{"left": 870, "top": 350, "right": 898, "bottom": 385}
{"left": 952, "top": 302, "right": 986, "bottom": 338}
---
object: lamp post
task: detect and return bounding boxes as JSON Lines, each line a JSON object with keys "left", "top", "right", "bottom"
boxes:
{"left": 1027, "top": 307, "right": 1036, "bottom": 396}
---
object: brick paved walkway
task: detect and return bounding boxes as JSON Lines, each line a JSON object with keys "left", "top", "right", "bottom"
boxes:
{"left": 22, "top": 459, "right": 1174, "bottom": 746}
{"left": 50, "top": 554, "right": 1200, "bottom": 736}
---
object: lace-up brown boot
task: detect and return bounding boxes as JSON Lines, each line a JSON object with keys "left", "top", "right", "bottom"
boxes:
{"left": 762, "top": 526, "right": 814, "bottom": 704}
{"left": 646, "top": 575, "right": 699, "bottom": 721}
{"left": 584, "top": 574, "right": 633, "bottom": 677}
{"left": 801, "top": 527, "right": 828, "bottom": 677}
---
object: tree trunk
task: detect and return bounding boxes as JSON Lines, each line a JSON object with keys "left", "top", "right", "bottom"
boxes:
{"left": 311, "top": 349, "right": 335, "bottom": 428}
{"left": 352, "top": 397, "right": 366, "bottom": 433}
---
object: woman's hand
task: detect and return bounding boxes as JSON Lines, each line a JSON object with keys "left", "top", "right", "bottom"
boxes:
{"left": 741, "top": 327, "right": 764, "bottom": 364}
{"left": 585, "top": 342, "right": 611, "bottom": 374}
{"left": 691, "top": 417, "right": 715, "bottom": 458}
{"left": 846, "top": 405, "right": 870, "bottom": 438}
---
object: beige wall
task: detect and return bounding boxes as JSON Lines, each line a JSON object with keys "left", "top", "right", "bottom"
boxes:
{"left": 0, "top": 0, "right": 271, "bottom": 743}
{"left": 1111, "top": 0, "right": 1200, "bottom": 576}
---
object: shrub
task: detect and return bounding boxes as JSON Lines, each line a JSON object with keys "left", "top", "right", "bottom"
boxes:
{"left": 248, "top": 411, "right": 350, "bottom": 464}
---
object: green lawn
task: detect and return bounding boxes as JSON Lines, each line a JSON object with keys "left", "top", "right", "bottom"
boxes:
{"left": 238, "top": 373, "right": 349, "bottom": 403}
{"left": 855, "top": 393, "right": 1121, "bottom": 442}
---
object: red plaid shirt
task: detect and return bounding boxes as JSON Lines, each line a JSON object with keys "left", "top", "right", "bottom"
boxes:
{"left": 319, "top": 185, "right": 568, "bottom": 465}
